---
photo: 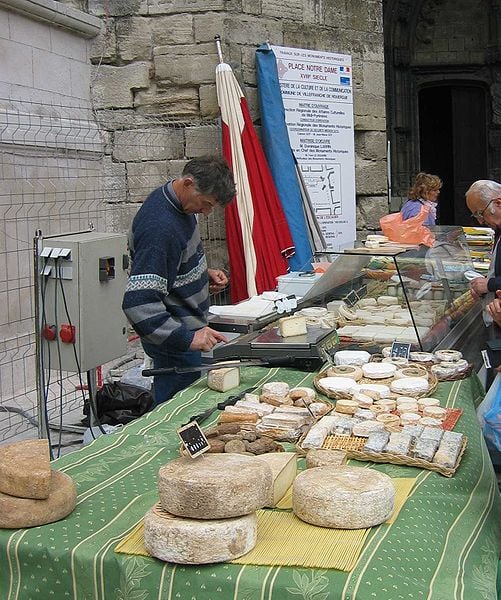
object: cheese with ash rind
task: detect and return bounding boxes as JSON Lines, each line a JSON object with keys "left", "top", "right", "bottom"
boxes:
{"left": 207, "top": 367, "right": 240, "bottom": 392}
{"left": 158, "top": 454, "right": 272, "bottom": 519}
{"left": 144, "top": 505, "right": 257, "bottom": 564}
{"left": 0, "top": 470, "right": 77, "bottom": 529}
{"left": 0, "top": 439, "right": 51, "bottom": 499}
{"left": 255, "top": 452, "right": 297, "bottom": 507}
{"left": 278, "top": 314, "right": 307, "bottom": 337}
{"left": 292, "top": 466, "right": 395, "bottom": 529}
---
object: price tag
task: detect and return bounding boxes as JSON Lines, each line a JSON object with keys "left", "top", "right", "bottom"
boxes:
{"left": 343, "top": 290, "right": 360, "bottom": 308}
{"left": 177, "top": 421, "right": 210, "bottom": 458}
{"left": 274, "top": 295, "right": 298, "bottom": 314}
{"left": 390, "top": 342, "right": 411, "bottom": 359}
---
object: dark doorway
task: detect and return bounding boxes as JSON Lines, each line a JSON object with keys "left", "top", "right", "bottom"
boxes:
{"left": 419, "top": 83, "right": 488, "bottom": 226}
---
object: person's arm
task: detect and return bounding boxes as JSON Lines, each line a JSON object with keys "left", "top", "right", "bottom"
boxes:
{"left": 208, "top": 268, "right": 228, "bottom": 294}
{"left": 401, "top": 200, "right": 421, "bottom": 221}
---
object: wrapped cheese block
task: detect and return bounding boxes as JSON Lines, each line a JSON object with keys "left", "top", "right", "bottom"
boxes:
{"left": 207, "top": 367, "right": 240, "bottom": 392}
{"left": 158, "top": 454, "right": 272, "bottom": 519}
{"left": 0, "top": 470, "right": 77, "bottom": 529}
{"left": 0, "top": 439, "right": 51, "bottom": 499}
{"left": 292, "top": 466, "right": 395, "bottom": 529}
{"left": 144, "top": 504, "right": 257, "bottom": 564}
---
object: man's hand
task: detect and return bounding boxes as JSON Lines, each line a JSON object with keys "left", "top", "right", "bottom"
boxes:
{"left": 208, "top": 268, "right": 228, "bottom": 294}
{"left": 486, "top": 297, "right": 501, "bottom": 327}
{"left": 470, "top": 276, "right": 489, "bottom": 297}
{"left": 190, "top": 327, "right": 228, "bottom": 352}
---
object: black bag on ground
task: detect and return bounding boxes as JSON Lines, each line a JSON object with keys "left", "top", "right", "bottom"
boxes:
{"left": 82, "top": 382, "right": 154, "bottom": 426}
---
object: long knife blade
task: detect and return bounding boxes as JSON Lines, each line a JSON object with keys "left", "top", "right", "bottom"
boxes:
{"left": 182, "top": 386, "right": 257, "bottom": 427}
{"left": 142, "top": 356, "right": 297, "bottom": 377}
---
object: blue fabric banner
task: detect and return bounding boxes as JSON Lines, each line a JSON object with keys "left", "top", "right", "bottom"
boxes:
{"left": 255, "top": 44, "right": 313, "bottom": 271}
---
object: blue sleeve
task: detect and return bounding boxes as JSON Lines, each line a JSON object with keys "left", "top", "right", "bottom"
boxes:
{"left": 401, "top": 200, "right": 421, "bottom": 221}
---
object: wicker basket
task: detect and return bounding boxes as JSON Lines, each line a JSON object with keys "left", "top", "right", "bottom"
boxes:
{"left": 314, "top": 368, "right": 438, "bottom": 401}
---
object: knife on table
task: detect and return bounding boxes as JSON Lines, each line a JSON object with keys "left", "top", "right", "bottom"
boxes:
{"left": 182, "top": 386, "right": 257, "bottom": 427}
{"left": 142, "top": 356, "right": 297, "bottom": 377}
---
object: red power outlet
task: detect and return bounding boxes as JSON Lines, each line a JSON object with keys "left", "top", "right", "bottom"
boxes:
{"left": 60, "top": 324, "right": 76, "bottom": 344}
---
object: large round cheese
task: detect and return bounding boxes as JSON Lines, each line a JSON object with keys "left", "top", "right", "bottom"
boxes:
{"left": 0, "top": 439, "right": 51, "bottom": 499}
{"left": 144, "top": 504, "right": 257, "bottom": 564}
{"left": 158, "top": 454, "right": 272, "bottom": 519}
{"left": 0, "top": 470, "right": 77, "bottom": 528}
{"left": 293, "top": 466, "right": 395, "bottom": 529}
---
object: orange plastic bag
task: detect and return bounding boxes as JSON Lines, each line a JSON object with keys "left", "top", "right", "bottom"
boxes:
{"left": 379, "top": 206, "right": 435, "bottom": 247}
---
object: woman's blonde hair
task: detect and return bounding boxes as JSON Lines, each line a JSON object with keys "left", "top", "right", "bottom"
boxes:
{"left": 408, "top": 172, "right": 442, "bottom": 200}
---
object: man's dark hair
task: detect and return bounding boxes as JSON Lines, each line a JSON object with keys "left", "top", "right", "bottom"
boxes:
{"left": 182, "top": 155, "right": 236, "bottom": 207}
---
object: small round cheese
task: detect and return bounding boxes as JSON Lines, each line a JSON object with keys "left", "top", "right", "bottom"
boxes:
{"left": 158, "top": 455, "right": 272, "bottom": 519}
{"left": 334, "top": 350, "right": 371, "bottom": 366}
{"left": 293, "top": 466, "right": 395, "bottom": 529}
{"left": 358, "top": 383, "right": 391, "bottom": 398}
{"left": 396, "top": 395, "right": 418, "bottom": 405}
{"left": 335, "top": 399, "right": 359, "bottom": 415}
{"left": 422, "top": 406, "right": 447, "bottom": 420}
{"left": 409, "top": 351, "right": 436, "bottom": 363}
{"left": 262, "top": 381, "right": 290, "bottom": 396}
{"left": 430, "top": 363, "right": 457, "bottom": 378}
{"left": 325, "top": 365, "right": 363, "bottom": 381}
{"left": 393, "top": 365, "right": 429, "bottom": 380}
{"left": 317, "top": 377, "right": 359, "bottom": 394}
{"left": 400, "top": 412, "right": 422, "bottom": 426}
{"left": 396, "top": 402, "right": 419, "bottom": 414}
{"left": 353, "top": 393, "right": 374, "bottom": 408}
{"left": 417, "top": 397, "right": 441, "bottom": 411}
{"left": 362, "top": 362, "right": 397, "bottom": 380}
{"left": 434, "top": 349, "right": 462, "bottom": 362}
{"left": 377, "top": 296, "right": 399, "bottom": 306}
{"left": 144, "top": 505, "right": 257, "bottom": 564}
{"left": 376, "top": 413, "right": 400, "bottom": 427}
{"left": 382, "top": 356, "right": 408, "bottom": 366}
{"left": 374, "top": 398, "right": 397, "bottom": 412}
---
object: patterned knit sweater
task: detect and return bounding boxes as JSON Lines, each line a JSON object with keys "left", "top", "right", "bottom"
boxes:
{"left": 122, "top": 181, "right": 209, "bottom": 352}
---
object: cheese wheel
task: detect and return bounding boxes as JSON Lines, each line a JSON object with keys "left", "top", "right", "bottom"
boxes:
{"left": 334, "top": 350, "right": 371, "bottom": 366}
{"left": 262, "top": 381, "right": 290, "bottom": 396}
{"left": 305, "top": 449, "right": 347, "bottom": 468}
{"left": 382, "top": 356, "right": 408, "bottom": 367}
{"left": 144, "top": 504, "right": 257, "bottom": 564}
{"left": 417, "top": 397, "right": 441, "bottom": 411}
{"left": 409, "top": 351, "right": 436, "bottom": 363}
{"left": 353, "top": 393, "right": 374, "bottom": 408}
{"left": 376, "top": 413, "right": 400, "bottom": 427}
{"left": 400, "top": 412, "right": 422, "bottom": 426}
{"left": 293, "top": 466, "right": 395, "bottom": 529}
{"left": 393, "top": 365, "right": 429, "bottom": 380}
{"left": 422, "top": 406, "right": 447, "bottom": 420}
{"left": 390, "top": 377, "right": 429, "bottom": 396}
{"left": 358, "top": 383, "right": 391, "bottom": 398}
{"left": 317, "top": 377, "right": 359, "bottom": 394}
{"left": 0, "top": 470, "right": 77, "bottom": 529}
{"left": 361, "top": 362, "right": 397, "bottom": 380}
{"left": 325, "top": 365, "right": 363, "bottom": 381}
{"left": 430, "top": 363, "right": 457, "bottom": 378}
{"left": 396, "top": 395, "right": 418, "bottom": 405}
{"left": 335, "top": 399, "right": 359, "bottom": 415}
{"left": 0, "top": 439, "right": 51, "bottom": 499}
{"left": 396, "top": 402, "right": 419, "bottom": 414}
{"left": 158, "top": 455, "right": 272, "bottom": 519}
{"left": 434, "top": 349, "right": 462, "bottom": 362}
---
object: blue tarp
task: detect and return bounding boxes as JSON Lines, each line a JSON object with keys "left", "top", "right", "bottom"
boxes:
{"left": 255, "top": 44, "right": 313, "bottom": 271}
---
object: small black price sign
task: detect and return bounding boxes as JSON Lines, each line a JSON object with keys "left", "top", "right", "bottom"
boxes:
{"left": 391, "top": 341, "right": 411, "bottom": 359}
{"left": 177, "top": 421, "right": 210, "bottom": 458}
{"left": 343, "top": 289, "right": 360, "bottom": 308}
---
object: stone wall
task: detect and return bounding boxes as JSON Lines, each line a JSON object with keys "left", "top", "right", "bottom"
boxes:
{"left": 68, "top": 0, "right": 388, "bottom": 236}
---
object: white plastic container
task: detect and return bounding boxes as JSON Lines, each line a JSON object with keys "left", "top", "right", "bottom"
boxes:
{"left": 276, "top": 272, "right": 322, "bottom": 297}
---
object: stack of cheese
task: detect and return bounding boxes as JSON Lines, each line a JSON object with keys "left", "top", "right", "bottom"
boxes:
{"left": 144, "top": 453, "right": 296, "bottom": 564}
{"left": 0, "top": 439, "right": 77, "bottom": 529}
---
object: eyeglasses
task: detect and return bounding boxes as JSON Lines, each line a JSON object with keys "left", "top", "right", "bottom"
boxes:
{"left": 471, "top": 198, "right": 498, "bottom": 221}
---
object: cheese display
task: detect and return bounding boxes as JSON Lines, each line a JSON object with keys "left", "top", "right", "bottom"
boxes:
{"left": 144, "top": 505, "right": 257, "bottom": 564}
{"left": 207, "top": 367, "right": 240, "bottom": 392}
{"left": 256, "top": 452, "right": 297, "bottom": 507}
{"left": 158, "top": 455, "right": 272, "bottom": 519}
{"left": 0, "top": 470, "right": 77, "bottom": 529}
{"left": 0, "top": 439, "right": 51, "bottom": 499}
{"left": 292, "top": 466, "right": 395, "bottom": 529}
{"left": 278, "top": 314, "right": 307, "bottom": 337}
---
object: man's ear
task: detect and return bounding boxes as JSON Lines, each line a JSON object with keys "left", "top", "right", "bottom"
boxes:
{"left": 182, "top": 176, "right": 195, "bottom": 190}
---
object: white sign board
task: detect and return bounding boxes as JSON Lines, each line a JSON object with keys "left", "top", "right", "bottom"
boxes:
{"left": 272, "top": 45, "right": 356, "bottom": 249}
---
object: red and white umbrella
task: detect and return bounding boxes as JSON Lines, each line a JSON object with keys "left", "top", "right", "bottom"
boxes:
{"left": 215, "top": 37, "right": 295, "bottom": 303}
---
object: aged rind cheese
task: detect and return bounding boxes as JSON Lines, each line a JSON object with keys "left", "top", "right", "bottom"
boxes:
{"left": 0, "top": 439, "right": 51, "bottom": 499}
{"left": 255, "top": 452, "right": 297, "bottom": 507}
{"left": 325, "top": 365, "right": 363, "bottom": 381}
{"left": 305, "top": 448, "right": 347, "bottom": 468}
{"left": 207, "top": 367, "right": 240, "bottom": 392}
{"left": 158, "top": 454, "right": 272, "bottom": 519}
{"left": 390, "top": 377, "right": 429, "bottom": 396}
{"left": 0, "top": 470, "right": 77, "bottom": 529}
{"left": 262, "top": 381, "right": 290, "bottom": 396}
{"left": 144, "top": 505, "right": 257, "bottom": 564}
{"left": 278, "top": 314, "right": 307, "bottom": 337}
{"left": 293, "top": 466, "right": 395, "bottom": 529}
{"left": 334, "top": 350, "right": 371, "bottom": 366}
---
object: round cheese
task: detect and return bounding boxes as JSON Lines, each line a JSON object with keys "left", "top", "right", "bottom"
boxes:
{"left": 417, "top": 397, "right": 440, "bottom": 411}
{"left": 305, "top": 449, "right": 347, "bottom": 469}
{"left": 262, "top": 381, "right": 290, "bottom": 396}
{"left": 423, "top": 406, "right": 447, "bottom": 420}
{"left": 396, "top": 402, "right": 419, "bottom": 414}
{"left": 0, "top": 470, "right": 77, "bottom": 529}
{"left": 158, "top": 455, "right": 272, "bottom": 519}
{"left": 362, "top": 362, "right": 397, "bottom": 380}
{"left": 382, "top": 356, "right": 408, "bottom": 366}
{"left": 358, "top": 383, "right": 391, "bottom": 398}
{"left": 334, "top": 350, "right": 371, "bottom": 366}
{"left": 434, "top": 349, "right": 462, "bottom": 362}
{"left": 293, "top": 466, "right": 395, "bottom": 529}
{"left": 325, "top": 365, "right": 363, "bottom": 381}
{"left": 0, "top": 439, "right": 51, "bottom": 499}
{"left": 376, "top": 413, "right": 400, "bottom": 427}
{"left": 317, "top": 377, "right": 359, "bottom": 394}
{"left": 393, "top": 365, "right": 429, "bottom": 380}
{"left": 400, "top": 412, "right": 422, "bottom": 425}
{"left": 335, "top": 399, "right": 359, "bottom": 415}
{"left": 430, "top": 363, "right": 457, "bottom": 378}
{"left": 390, "top": 377, "right": 429, "bottom": 396}
{"left": 377, "top": 296, "right": 399, "bottom": 306}
{"left": 144, "top": 505, "right": 257, "bottom": 564}
{"left": 409, "top": 351, "right": 435, "bottom": 363}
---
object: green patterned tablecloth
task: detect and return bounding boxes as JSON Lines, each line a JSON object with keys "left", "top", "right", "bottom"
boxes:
{"left": 1, "top": 368, "right": 500, "bottom": 600}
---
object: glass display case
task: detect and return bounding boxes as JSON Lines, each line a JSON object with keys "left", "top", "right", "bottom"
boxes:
{"left": 297, "top": 226, "right": 484, "bottom": 360}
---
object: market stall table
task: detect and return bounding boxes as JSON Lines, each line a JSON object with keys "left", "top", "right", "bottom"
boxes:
{"left": 1, "top": 368, "right": 500, "bottom": 600}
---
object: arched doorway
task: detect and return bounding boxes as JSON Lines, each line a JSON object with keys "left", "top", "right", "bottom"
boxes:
{"left": 419, "top": 82, "right": 489, "bottom": 225}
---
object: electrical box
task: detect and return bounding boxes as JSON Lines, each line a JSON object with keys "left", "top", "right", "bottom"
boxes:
{"left": 39, "top": 231, "right": 129, "bottom": 372}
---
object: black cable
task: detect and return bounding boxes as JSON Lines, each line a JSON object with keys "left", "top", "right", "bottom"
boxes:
{"left": 53, "top": 258, "right": 64, "bottom": 457}
{"left": 39, "top": 257, "right": 54, "bottom": 459}
{"left": 57, "top": 261, "right": 106, "bottom": 436}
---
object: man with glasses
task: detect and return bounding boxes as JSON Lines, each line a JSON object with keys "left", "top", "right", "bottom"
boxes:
{"left": 123, "top": 156, "right": 236, "bottom": 406}
{"left": 465, "top": 180, "right": 501, "bottom": 298}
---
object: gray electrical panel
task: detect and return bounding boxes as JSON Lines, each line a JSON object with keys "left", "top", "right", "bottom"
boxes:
{"left": 39, "top": 231, "right": 129, "bottom": 372}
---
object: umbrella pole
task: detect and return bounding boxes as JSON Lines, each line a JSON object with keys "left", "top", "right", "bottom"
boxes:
{"left": 214, "top": 35, "right": 224, "bottom": 64}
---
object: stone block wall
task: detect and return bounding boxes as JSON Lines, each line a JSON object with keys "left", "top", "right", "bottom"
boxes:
{"left": 77, "top": 0, "right": 387, "bottom": 236}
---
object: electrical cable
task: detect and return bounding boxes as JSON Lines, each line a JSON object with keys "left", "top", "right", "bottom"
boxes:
{"left": 39, "top": 256, "right": 54, "bottom": 460}
{"left": 53, "top": 258, "right": 65, "bottom": 458}
{"left": 56, "top": 261, "right": 106, "bottom": 436}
